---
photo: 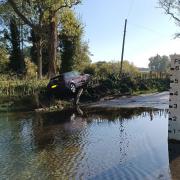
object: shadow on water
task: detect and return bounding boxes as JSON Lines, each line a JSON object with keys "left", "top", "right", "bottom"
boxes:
{"left": 0, "top": 107, "right": 172, "bottom": 179}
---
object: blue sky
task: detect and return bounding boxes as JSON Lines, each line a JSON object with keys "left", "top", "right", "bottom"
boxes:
{"left": 76, "top": 0, "right": 180, "bottom": 67}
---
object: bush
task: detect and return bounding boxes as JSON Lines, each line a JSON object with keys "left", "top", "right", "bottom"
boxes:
{"left": 83, "top": 64, "right": 96, "bottom": 75}
{"left": 120, "top": 83, "right": 131, "bottom": 93}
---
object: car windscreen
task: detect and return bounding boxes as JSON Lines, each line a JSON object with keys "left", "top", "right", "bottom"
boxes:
{"left": 51, "top": 75, "right": 63, "bottom": 82}
{"left": 64, "top": 71, "right": 80, "bottom": 79}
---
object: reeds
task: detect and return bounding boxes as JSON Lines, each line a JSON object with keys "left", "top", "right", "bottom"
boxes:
{"left": 0, "top": 79, "right": 48, "bottom": 97}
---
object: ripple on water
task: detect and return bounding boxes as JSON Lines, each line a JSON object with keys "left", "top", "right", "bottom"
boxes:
{"left": 0, "top": 108, "right": 171, "bottom": 179}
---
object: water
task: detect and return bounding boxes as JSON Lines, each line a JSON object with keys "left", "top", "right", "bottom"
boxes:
{"left": 0, "top": 108, "right": 172, "bottom": 179}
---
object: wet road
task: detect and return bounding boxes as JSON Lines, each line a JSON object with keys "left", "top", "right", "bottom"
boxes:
{"left": 87, "top": 91, "right": 169, "bottom": 109}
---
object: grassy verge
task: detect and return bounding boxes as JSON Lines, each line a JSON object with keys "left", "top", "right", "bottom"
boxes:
{"left": 132, "top": 89, "right": 159, "bottom": 96}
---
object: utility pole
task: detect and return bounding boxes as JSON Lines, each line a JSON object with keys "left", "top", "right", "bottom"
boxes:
{"left": 120, "top": 19, "right": 127, "bottom": 76}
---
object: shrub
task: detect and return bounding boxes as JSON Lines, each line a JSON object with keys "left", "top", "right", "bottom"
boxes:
{"left": 83, "top": 64, "right": 97, "bottom": 75}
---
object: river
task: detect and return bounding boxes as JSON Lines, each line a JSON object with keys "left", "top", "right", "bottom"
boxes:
{"left": 0, "top": 106, "right": 172, "bottom": 180}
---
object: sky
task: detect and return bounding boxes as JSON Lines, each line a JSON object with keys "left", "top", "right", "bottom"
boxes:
{"left": 75, "top": 0, "right": 180, "bottom": 68}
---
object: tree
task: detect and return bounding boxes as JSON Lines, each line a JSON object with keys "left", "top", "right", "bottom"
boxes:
{"left": 122, "top": 60, "right": 139, "bottom": 74}
{"left": 0, "top": 1, "right": 30, "bottom": 58}
{"left": 9, "top": 18, "right": 25, "bottom": 74}
{"left": 148, "top": 54, "right": 170, "bottom": 72}
{"left": 72, "top": 41, "right": 91, "bottom": 72}
{"left": 6, "top": 0, "right": 81, "bottom": 79}
{"left": 59, "top": 9, "right": 90, "bottom": 73}
{"left": 159, "top": 0, "right": 180, "bottom": 37}
{"left": 92, "top": 60, "right": 139, "bottom": 78}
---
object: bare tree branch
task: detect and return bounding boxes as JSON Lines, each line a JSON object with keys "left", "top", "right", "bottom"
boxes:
{"left": 159, "top": 0, "right": 180, "bottom": 22}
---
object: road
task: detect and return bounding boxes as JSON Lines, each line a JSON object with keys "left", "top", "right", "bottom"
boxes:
{"left": 86, "top": 91, "right": 169, "bottom": 109}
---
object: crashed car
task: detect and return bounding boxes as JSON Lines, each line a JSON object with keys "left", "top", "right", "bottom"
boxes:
{"left": 47, "top": 71, "right": 91, "bottom": 94}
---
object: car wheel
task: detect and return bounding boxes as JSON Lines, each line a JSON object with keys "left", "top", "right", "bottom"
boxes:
{"left": 70, "top": 83, "right": 76, "bottom": 94}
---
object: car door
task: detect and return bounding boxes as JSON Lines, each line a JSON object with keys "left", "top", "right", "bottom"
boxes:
{"left": 71, "top": 72, "right": 81, "bottom": 87}
{"left": 57, "top": 75, "right": 65, "bottom": 91}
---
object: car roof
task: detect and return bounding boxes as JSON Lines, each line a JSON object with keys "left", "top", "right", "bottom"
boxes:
{"left": 50, "top": 74, "right": 62, "bottom": 80}
{"left": 50, "top": 71, "right": 79, "bottom": 80}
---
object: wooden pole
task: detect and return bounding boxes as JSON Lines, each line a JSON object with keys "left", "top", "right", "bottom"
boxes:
{"left": 120, "top": 19, "right": 127, "bottom": 76}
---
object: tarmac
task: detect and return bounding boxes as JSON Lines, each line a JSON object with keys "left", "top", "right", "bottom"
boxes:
{"left": 87, "top": 91, "right": 169, "bottom": 109}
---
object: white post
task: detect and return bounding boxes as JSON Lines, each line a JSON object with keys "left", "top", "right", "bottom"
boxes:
{"left": 169, "top": 54, "right": 180, "bottom": 141}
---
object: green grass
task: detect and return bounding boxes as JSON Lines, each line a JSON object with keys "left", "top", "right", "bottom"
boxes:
{"left": 132, "top": 89, "right": 159, "bottom": 96}
{"left": 0, "top": 79, "right": 48, "bottom": 97}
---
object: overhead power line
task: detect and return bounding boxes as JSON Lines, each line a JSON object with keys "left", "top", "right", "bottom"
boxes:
{"left": 127, "top": 0, "right": 135, "bottom": 18}
{"left": 128, "top": 22, "right": 173, "bottom": 38}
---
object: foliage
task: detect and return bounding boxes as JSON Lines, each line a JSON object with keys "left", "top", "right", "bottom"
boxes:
{"left": 59, "top": 9, "right": 90, "bottom": 73}
{"left": 72, "top": 41, "right": 91, "bottom": 72}
{"left": 83, "top": 60, "right": 139, "bottom": 79}
{"left": 83, "top": 64, "right": 97, "bottom": 75}
{"left": 148, "top": 54, "right": 170, "bottom": 72}
{"left": 122, "top": 61, "right": 139, "bottom": 74}
{"left": 0, "top": 0, "right": 82, "bottom": 78}
{"left": 81, "top": 74, "right": 170, "bottom": 101}
{"left": 96, "top": 62, "right": 115, "bottom": 78}
{"left": 0, "top": 0, "right": 86, "bottom": 78}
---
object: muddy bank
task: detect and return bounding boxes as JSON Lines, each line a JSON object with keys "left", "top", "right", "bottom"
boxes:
{"left": 0, "top": 94, "right": 72, "bottom": 112}
{"left": 0, "top": 91, "right": 169, "bottom": 112}
{"left": 0, "top": 95, "right": 39, "bottom": 112}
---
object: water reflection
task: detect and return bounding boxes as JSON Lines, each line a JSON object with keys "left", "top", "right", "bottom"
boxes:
{"left": 168, "top": 141, "right": 180, "bottom": 180}
{"left": 0, "top": 107, "right": 171, "bottom": 179}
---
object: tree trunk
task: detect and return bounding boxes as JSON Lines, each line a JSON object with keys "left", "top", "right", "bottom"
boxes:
{"left": 48, "top": 16, "right": 57, "bottom": 78}
{"left": 9, "top": 18, "right": 25, "bottom": 75}
{"left": 37, "top": 39, "right": 42, "bottom": 79}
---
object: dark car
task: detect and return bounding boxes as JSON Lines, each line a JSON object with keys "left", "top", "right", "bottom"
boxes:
{"left": 47, "top": 71, "right": 90, "bottom": 94}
